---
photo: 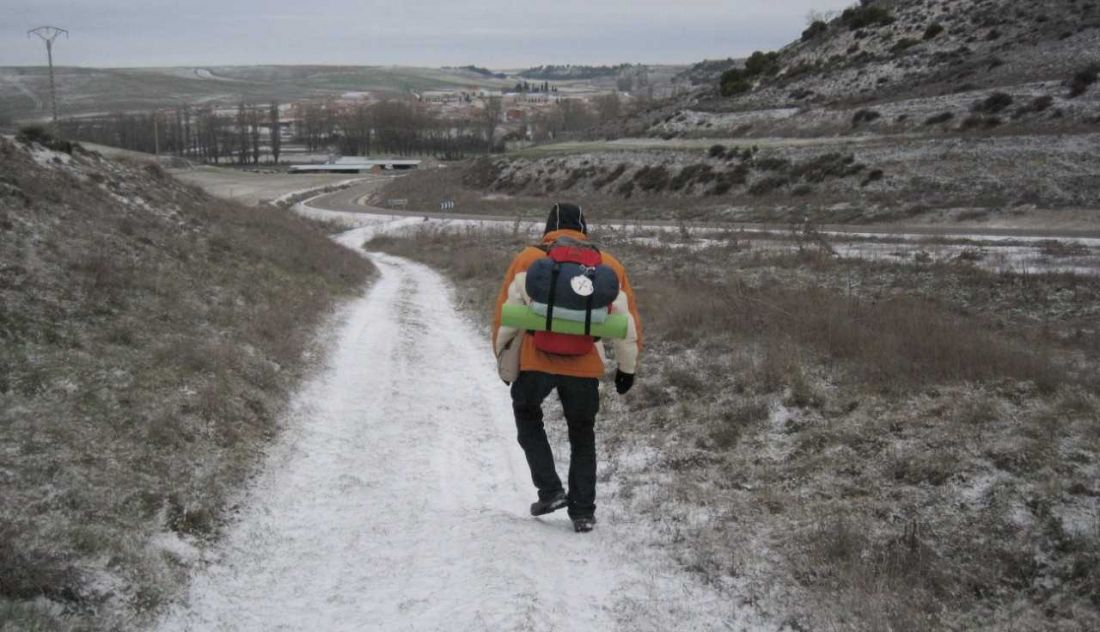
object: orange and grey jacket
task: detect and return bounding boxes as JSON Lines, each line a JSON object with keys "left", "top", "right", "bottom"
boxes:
{"left": 492, "top": 229, "right": 643, "bottom": 379}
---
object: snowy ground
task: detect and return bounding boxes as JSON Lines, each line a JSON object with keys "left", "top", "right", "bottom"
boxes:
{"left": 155, "top": 210, "right": 743, "bottom": 631}
{"left": 169, "top": 167, "right": 378, "bottom": 207}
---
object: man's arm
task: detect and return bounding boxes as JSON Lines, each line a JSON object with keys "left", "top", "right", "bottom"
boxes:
{"left": 492, "top": 256, "right": 520, "bottom": 351}
{"left": 607, "top": 259, "right": 642, "bottom": 374}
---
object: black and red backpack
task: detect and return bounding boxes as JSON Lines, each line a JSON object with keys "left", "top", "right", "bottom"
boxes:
{"left": 524, "top": 237, "right": 620, "bottom": 356}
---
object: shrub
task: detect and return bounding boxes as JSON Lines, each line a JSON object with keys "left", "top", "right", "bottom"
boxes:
{"left": 719, "top": 69, "right": 752, "bottom": 96}
{"left": 670, "top": 164, "right": 715, "bottom": 191}
{"left": 861, "top": 169, "right": 885, "bottom": 187}
{"left": 972, "top": 92, "right": 1014, "bottom": 114}
{"left": 709, "top": 166, "right": 748, "bottom": 195}
{"left": 593, "top": 163, "right": 627, "bottom": 189}
{"left": 1013, "top": 95, "right": 1055, "bottom": 119}
{"left": 852, "top": 109, "right": 882, "bottom": 126}
{"left": 924, "top": 22, "right": 945, "bottom": 40}
{"left": 840, "top": 5, "right": 895, "bottom": 30}
{"left": 924, "top": 112, "right": 955, "bottom": 125}
{"left": 755, "top": 157, "right": 791, "bottom": 172}
{"left": 1069, "top": 64, "right": 1099, "bottom": 98}
{"left": 463, "top": 157, "right": 503, "bottom": 188}
{"left": 633, "top": 165, "right": 670, "bottom": 192}
{"left": 802, "top": 20, "right": 828, "bottom": 41}
{"left": 16, "top": 124, "right": 52, "bottom": 145}
{"left": 708, "top": 144, "right": 727, "bottom": 159}
{"left": 1031, "top": 95, "right": 1054, "bottom": 112}
{"left": 891, "top": 38, "right": 920, "bottom": 55}
{"left": 791, "top": 153, "right": 863, "bottom": 183}
{"left": 710, "top": 180, "right": 733, "bottom": 195}
{"left": 744, "top": 51, "right": 781, "bottom": 77}
{"left": 719, "top": 50, "right": 782, "bottom": 96}
{"left": 748, "top": 175, "right": 789, "bottom": 196}
{"left": 15, "top": 125, "right": 76, "bottom": 153}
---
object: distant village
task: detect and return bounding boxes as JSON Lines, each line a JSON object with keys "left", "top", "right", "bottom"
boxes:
{"left": 53, "top": 65, "right": 680, "bottom": 166}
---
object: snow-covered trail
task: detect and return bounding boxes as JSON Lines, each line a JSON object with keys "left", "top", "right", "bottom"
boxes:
{"left": 157, "top": 230, "right": 734, "bottom": 631}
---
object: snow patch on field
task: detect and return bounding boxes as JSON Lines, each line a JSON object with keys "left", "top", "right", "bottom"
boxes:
{"left": 28, "top": 144, "right": 73, "bottom": 167}
{"left": 149, "top": 532, "right": 202, "bottom": 565}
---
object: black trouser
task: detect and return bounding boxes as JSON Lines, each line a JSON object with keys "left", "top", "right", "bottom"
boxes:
{"left": 511, "top": 371, "right": 600, "bottom": 519}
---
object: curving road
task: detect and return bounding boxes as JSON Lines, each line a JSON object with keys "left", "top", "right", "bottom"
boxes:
{"left": 305, "top": 181, "right": 1100, "bottom": 242}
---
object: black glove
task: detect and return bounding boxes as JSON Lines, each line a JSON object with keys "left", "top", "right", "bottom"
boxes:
{"left": 614, "top": 370, "right": 634, "bottom": 395}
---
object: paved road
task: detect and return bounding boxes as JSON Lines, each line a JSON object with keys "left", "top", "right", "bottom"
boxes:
{"left": 308, "top": 181, "right": 1100, "bottom": 242}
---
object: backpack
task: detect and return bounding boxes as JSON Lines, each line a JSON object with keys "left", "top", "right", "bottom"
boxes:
{"left": 524, "top": 237, "right": 620, "bottom": 356}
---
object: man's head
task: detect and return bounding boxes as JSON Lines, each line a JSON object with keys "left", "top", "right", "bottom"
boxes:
{"left": 545, "top": 202, "right": 588, "bottom": 235}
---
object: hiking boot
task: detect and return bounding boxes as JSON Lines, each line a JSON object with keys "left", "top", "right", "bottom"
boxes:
{"left": 572, "top": 516, "right": 597, "bottom": 533}
{"left": 530, "top": 490, "right": 568, "bottom": 516}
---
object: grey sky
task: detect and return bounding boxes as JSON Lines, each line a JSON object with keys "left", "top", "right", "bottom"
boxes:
{"left": 3, "top": 0, "right": 855, "bottom": 68}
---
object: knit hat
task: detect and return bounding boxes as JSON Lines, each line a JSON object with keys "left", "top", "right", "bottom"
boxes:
{"left": 544, "top": 202, "right": 588, "bottom": 235}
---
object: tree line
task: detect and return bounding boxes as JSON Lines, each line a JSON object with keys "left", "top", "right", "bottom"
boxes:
{"left": 57, "top": 91, "right": 633, "bottom": 163}
{"left": 58, "top": 98, "right": 506, "bottom": 163}
{"left": 59, "top": 104, "right": 284, "bottom": 165}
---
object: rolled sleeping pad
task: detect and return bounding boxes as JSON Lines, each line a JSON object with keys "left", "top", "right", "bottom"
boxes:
{"left": 530, "top": 301, "right": 609, "bottom": 324}
{"left": 525, "top": 258, "right": 620, "bottom": 311}
{"left": 501, "top": 303, "right": 628, "bottom": 339}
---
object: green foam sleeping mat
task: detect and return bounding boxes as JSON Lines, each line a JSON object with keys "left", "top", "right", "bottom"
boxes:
{"left": 501, "top": 303, "right": 629, "bottom": 339}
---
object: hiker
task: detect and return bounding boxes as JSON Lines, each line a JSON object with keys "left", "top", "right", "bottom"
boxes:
{"left": 492, "top": 203, "right": 642, "bottom": 533}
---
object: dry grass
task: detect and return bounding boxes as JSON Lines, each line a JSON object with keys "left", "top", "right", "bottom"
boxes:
{"left": 367, "top": 223, "right": 1100, "bottom": 631}
{"left": 0, "top": 138, "right": 373, "bottom": 630}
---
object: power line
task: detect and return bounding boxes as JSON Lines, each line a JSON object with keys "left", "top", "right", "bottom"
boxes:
{"left": 27, "top": 26, "right": 69, "bottom": 130}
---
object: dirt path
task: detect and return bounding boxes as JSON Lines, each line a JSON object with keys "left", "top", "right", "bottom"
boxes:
{"left": 155, "top": 218, "right": 737, "bottom": 631}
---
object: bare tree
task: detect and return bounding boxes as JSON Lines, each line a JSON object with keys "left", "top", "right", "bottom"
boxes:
{"left": 249, "top": 106, "right": 261, "bottom": 165}
{"left": 269, "top": 102, "right": 281, "bottom": 165}
{"left": 481, "top": 96, "right": 503, "bottom": 153}
{"left": 593, "top": 92, "right": 622, "bottom": 125}
{"left": 236, "top": 103, "right": 249, "bottom": 165}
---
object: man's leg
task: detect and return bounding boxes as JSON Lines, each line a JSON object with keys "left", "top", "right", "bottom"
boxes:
{"left": 511, "top": 371, "right": 563, "bottom": 501}
{"left": 557, "top": 376, "right": 600, "bottom": 519}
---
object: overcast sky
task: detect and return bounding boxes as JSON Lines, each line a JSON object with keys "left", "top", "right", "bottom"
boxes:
{"left": 3, "top": 0, "right": 855, "bottom": 68}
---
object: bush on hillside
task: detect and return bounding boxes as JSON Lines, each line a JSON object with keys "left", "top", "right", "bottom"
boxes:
{"left": 1013, "top": 95, "right": 1054, "bottom": 118}
{"left": 719, "top": 50, "right": 782, "bottom": 97}
{"left": 925, "top": 111, "right": 955, "bottom": 125}
{"left": 633, "top": 165, "right": 671, "bottom": 192}
{"left": 1069, "top": 64, "right": 1099, "bottom": 98}
{"left": 802, "top": 20, "right": 828, "bottom": 42}
{"left": 744, "top": 51, "right": 781, "bottom": 77}
{"left": 891, "top": 38, "right": 920, "bottom": 55}
{"left": 972, "top": 92, "right": 1014, "bottom": 114}
{"left": 924, "top": 22, "right": 945, "bottom": 40}
{"left": 16, "top": 125, "right": 77, "bottom": 153}
{"left": 852, "top": 109, "right": 882, "bottom": 127}
{"left": 720, "top": 70, "right": 753, "bottom": 96}
{"left": 840, "top": 5, "right": 895, "bottom": 30}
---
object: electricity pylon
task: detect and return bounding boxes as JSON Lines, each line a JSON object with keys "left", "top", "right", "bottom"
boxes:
{"left": 28, "top": 26, "right": 69, "bottom": 129}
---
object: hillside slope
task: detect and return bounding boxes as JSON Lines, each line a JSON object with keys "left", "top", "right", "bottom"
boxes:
{"left": 687, "top": 0, "right": 1100, "bottom": 107}
{"left": 0, "top": 135, "right": 372, "bottom": 630}
{"left": 0, "top": 65, "right": 514, "bottom": 123}
{"left": 386, "top": 0, "right": 1100, "bottom": 226}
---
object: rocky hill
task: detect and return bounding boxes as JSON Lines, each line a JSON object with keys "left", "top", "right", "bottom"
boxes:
{"left": 383, "top": 0, "right": 1100, "bottom": 227}
{"left": 697, "top": 0, "right": 1100, "bottom": 107}
{"left": 0, "top": 133, "right": 371, "bottom": 630}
